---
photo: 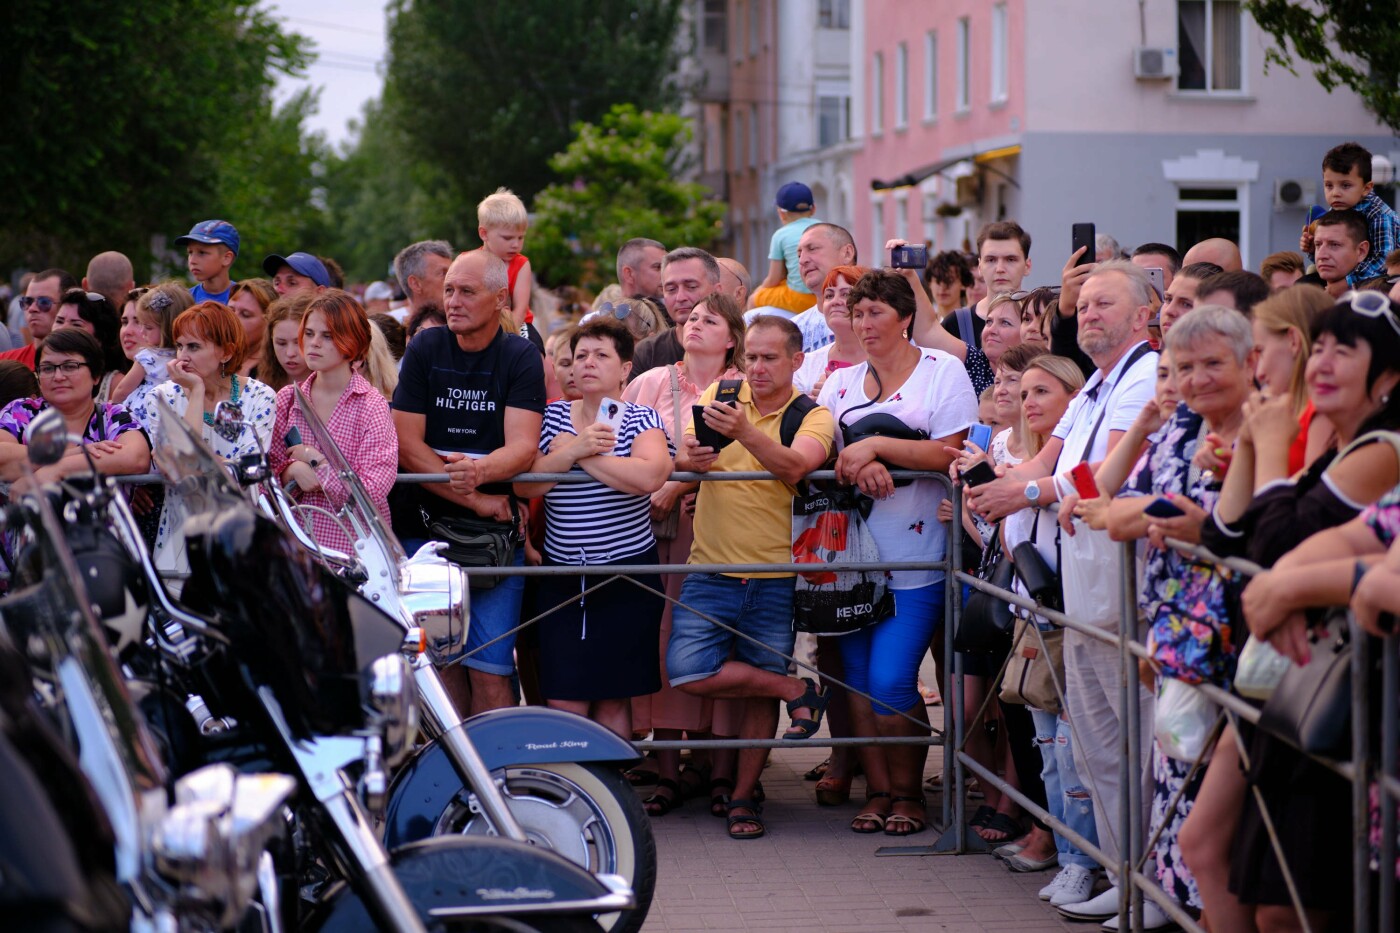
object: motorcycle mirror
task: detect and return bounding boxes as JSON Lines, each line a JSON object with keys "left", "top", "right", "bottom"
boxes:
{"left": 26, "top": 408, "right": 69, "bottom": 467}
{"left": 211, "top": 401, "right": 244, "bottom": 444}
{"left": 235, "top": 453, "right": 269, "bottom": 487}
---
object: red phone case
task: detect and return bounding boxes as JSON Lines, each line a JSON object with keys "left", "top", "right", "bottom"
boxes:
{"left": 1070, "top": 462, "right": 1099, "bottom": 500}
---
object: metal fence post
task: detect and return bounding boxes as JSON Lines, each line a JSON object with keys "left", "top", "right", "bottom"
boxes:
{"left": 948, "top": 482, "right": 966, "bottom": 852}
{"left": 1119, "top": 540, "right": 1143, "bottom": 931}
{"left": 1381, "top": 631, "right": 1398, "bottom": 933}
{"left": 1352, "top": 613, "right": 1373, "bottom": 931}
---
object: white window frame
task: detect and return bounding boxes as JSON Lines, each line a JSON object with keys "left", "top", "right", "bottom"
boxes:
{"left": 1163, "top": 148, "right": 1258, "bottom": 265}
{"left": 990, "top": 3, "right": 1008, "bottom": 104}
{"left": 870, "top": 198, "right": 886, "bottom": 265}
{"left": 894, "top": 192, "right": 909, "bottom": 244}
{"left": 895, "top": 42, "right": 909, "bottom": 130}
{"left": 871, "top": 52, "right": 884, "bottom": 136}
{"left": 923, "top": 31, "right": 938, "bottom": 122}
{"left": 955, "top": 18, "right": 971, "bottom": 113}
{"left": 748, "top": 0, "right": 760, "bottom": 57}
{"left": 1176, "top": 0, "right": 1247, "bottom": 95}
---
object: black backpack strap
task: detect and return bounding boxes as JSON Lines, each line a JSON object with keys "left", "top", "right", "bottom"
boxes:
{"left": 780, "top": 393, "right": 817, "bottom": 449}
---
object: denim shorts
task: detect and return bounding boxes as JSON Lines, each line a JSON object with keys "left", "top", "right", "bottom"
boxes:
{"left": 666, "top": 573, "right": 796, "bottom": 685}
{"left": 405, "top": 541, "right": 526, "bottom": 677}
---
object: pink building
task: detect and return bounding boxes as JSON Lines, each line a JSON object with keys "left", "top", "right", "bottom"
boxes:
{"left": 854, "top": 0, "right": 1026, "bottom": 262}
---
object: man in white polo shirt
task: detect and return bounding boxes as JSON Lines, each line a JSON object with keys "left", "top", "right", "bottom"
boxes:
{"left": 966, "top": 259, "right": 1162, "bottom": 929}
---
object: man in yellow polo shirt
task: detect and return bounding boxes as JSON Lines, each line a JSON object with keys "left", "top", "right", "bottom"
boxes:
{"left": 670, "top": 315, "right": 835, "bottom": 840}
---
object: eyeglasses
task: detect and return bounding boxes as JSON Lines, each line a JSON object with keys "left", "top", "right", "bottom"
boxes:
{"left": 127, "top": 286, "right": 151, "bottom": 302}
{"left": 19, "top": 296, "right": 56, "bottom": 312}
{"left": 597, "top": 301, "right": 636, "bottom": 321}
{"left": 1338, "top": 290, "right": 1400, "bottom": 339}
{"left": 37, "top": 361, "right": 90, "bottom": 378}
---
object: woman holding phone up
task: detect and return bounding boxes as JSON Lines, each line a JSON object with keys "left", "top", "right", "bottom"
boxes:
{"left": 516, "top": 317, "right": 673, "bottom": 739}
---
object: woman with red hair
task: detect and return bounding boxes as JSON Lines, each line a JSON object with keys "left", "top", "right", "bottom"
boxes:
{"left": 267, "top": 289, "right": 398, "bottom": 554}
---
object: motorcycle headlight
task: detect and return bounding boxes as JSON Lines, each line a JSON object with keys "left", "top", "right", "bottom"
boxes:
{"left": 399, "top": 551, "right": 468, "bottom": 663}
{"left": 366, "top": 654, "right": 418, "bottom": 766}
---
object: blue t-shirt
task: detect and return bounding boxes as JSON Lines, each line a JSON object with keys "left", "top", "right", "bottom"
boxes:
{"left": 192, "top": 281, "right": 235, "bottom": 305}
{"left": 769, "top": 216, "right": 821, "bottom": 293}
{"left": 392, "top": 325, "right": 546, "bottom": 517}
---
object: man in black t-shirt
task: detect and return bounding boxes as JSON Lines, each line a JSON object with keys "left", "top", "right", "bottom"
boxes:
{"left": 393, "top": 249, "right": 546, "bottom": 714}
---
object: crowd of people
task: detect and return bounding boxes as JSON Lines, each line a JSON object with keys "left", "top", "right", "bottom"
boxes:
{"left": 4, "top": 142, "right": 1400, "bottom": 930}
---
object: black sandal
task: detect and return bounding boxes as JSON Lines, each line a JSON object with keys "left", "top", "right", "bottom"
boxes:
{"left": 969, "top": 804, "right": 997, "bottom": 829}
{"left": 782, "top": 678, "right": 830, "bottom": 740}
{"left": 726, "top": 798, "right": 765, "bottom": 840}
{"left": 708, "top": 777, "right": 735, "bottom": 818}
{"left": 643, "top": 778, "right": 684, "bottom": 817}
{"left": 802, "top": 757, "right": 831, "bottom": 781}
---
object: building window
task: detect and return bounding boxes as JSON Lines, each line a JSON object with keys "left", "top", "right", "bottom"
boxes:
{"left": 748, "top": 0, "right": 760, "bottom": 56}
{"left": 818, "top": 0, "right": 850, "bottom": 29}
{"left": 732, "top": 109, "right": 744, "bottom": 171}
{"left": 1176, "top": 186, "right": 1243, "bottom": 256}
{"left": 1178, "top": 0, "right": 1243, "bottom": 92}
{"left": 990, "top": 3, "right": 1008, "bottom": 103}
{"left": 955, "top": 18, "right": 971, "bottom": 112}
{"left": 818, "top": 94, "right": 850, "bottom": 147}
{"left": 895, "top": 42, "right": 909, "bottom": 129}
{"left": 749, "top": 105, "right": 759, "bottom": 168}
{"left": 871, "top": 200, "right": 886, "bottom": 265}
{"left": 703, "top": 0, "right": 726, "bottom": 53}
{"left": 894, "top": 193, "right": 909, "bottom": 244}
{"left": 871, "top": 52, "right": 884, "bottom": 135}
{"left": 923, "top": 31, "right": 938, "bottom": 121}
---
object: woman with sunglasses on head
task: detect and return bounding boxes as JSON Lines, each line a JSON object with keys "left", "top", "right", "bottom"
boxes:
{"left": 793, "top": 265, "right": 869, "bottom": 398}
{"left": 0, "top": 328, "right": 151, "bottom": 484}
{"left": 110, "top": 284, "right": 193, "bottom": 426}
{"left": 622, "top": 293, "right": 746, "bottom": 816}
{"left": 1175, "top": 290, "right": 1400, "bottom": 932}
{"left": 53, "top": 289, "right": 127, "bottom": 401}
{"left": 266, "top": 290, "right": 398, "bottom": 556}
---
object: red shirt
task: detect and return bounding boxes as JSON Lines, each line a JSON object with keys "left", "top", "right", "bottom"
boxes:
{"left": 0, "top": 344, "right": 37, "bottom": 369}
{"left": 1290, "top": 400, "right": 1316, "bottom": 475}
{"left": 507, "top": 254, "right": 533, "bottom": 324}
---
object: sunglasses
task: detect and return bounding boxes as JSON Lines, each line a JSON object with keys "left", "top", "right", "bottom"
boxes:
{"left": 597, "top": 301, "right": 637, "bottom": 321}
{"left": 19, "top": 295, "right": 57, "bottom": 312}
{"left": 1338, "top": 289, "right": 1400, "bottom": 339}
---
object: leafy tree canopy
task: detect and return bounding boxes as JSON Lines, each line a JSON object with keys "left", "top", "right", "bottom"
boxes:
{"left": 1247, "top": 0, "right": 1400, "bottom": 134}
{"left": 530, "top": 105, "right": 725, "bottom": 290}
{"left": 0, "top": 0, "right": 322, "bottom": 280}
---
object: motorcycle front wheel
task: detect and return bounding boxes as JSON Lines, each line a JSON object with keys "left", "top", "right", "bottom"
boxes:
{"left": 433, "top": 762, "right": 655, "bottom": 933}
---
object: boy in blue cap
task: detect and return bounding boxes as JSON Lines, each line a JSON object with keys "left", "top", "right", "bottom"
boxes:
{"left": 262, "top": 252, "right": 331, "bottom": 297}
{"left": 175, "top": 220, "right": 240, "bottom": 304}
{"left": 752, "top": 181, "right": 822, "bottom": 313}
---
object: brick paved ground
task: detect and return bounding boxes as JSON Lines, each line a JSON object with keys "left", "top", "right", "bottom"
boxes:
{"left": 638, "top": 707, "right": 1092, "bottom": 933}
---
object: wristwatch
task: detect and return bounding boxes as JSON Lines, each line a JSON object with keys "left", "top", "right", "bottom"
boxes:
{"left": 1024, "top": 481, "right": 1041, "bottom": 504}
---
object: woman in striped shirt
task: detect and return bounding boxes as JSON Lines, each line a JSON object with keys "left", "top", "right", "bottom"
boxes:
{"left": 516, "top": 316, "right": 673, "bottom": 739}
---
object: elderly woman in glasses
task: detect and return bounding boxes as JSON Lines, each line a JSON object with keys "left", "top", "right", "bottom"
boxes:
{"left": 0, "top": 328, "right": 151, "bottom": 484}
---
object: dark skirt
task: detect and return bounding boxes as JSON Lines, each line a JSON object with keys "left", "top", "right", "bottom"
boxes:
{"left": 1228, "top": 720, "right": 1353, "bottom": 910}
{"left": 535, "top": 546, "right": 663, "bottom": 701}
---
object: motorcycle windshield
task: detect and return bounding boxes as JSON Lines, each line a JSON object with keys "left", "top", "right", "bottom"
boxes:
{"left": 291, "top": 384, "right": 407, "bottom": 565}
{"left": 149, "top": 400, "right": 404, "bottom": 738}
{"left": 0, "top": 462, "right": 168, "bottom": 880}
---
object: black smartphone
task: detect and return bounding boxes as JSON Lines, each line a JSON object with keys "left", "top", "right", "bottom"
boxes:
{"left": 1144, "top": 497, "right": 1185, "bottom": 519}
{"left": 691, "top": 403, "right": 735, "bottom": 451}
{"left": 1071, "top": 222, "right": 1096, "bottom": 267}
{"left": 962, "top": 460, "right": 998, "bottom": 487}
{"left": 890, "top": 244, "right": 928, "bottom": 269}
{"left": 284, "top": 425, "right": 303, "bottom": 447}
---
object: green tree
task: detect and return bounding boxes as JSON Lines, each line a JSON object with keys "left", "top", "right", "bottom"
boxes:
{"left": 0, "top": 0, "right": 319, "bottom": 276}
{"left": 530, "top": 105, "right": 725, "bottom": 290}
{"left": 381, "top": 0, "right": 686, "bottom": 244}
{"left": 1247, "top": 0, "right": 1400, "bottom": 134}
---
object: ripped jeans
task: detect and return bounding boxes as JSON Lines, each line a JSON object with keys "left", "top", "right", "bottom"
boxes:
{"left": 1031, "top": 707, "right": 1099, "bottom": 870}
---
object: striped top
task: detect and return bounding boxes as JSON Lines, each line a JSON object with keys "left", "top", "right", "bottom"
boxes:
{"left": 538, "top": 399, "right": 671, "bottom": 564}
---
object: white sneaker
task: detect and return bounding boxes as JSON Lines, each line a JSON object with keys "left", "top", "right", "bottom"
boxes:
{"left": 1048, "top": 864, "right": 1096, "bottom": 907}
{"left": 1099, "top": 899, "right": 1175, "bottom": 931}
{"left": 1057, "top": 885, "right": 1121, "bottom": 921}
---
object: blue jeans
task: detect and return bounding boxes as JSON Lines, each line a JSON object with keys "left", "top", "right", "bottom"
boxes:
{"left": 838, "top": 582, "right": 944, "bottom": 714}
{"left": 406, "top": 540, "right": 526, "bottom": 677}
{"left": 1031, "top": 706, "right": 1099, "bottom": 870}
{"left": 666, "top": 574, "right": 796, "bottom": 685}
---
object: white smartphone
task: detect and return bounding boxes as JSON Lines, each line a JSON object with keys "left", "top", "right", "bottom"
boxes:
{"left": 594, "top": 397, "right": 625, "bottom": 454}
{"left": 1144, "top": 267, "right": 1165, "bottom": 300}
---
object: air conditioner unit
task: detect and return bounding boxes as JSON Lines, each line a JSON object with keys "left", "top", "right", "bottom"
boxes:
{"left": 1134, "top": 47, "right": 1178, "bottom": 80}
{"left": 1274, "top": 178, "right": 1317, "bottom": 212}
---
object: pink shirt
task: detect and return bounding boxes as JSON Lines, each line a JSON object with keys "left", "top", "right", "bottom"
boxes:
{"left": 624, "top": 361, "right": 742, "bottom": 443}
{"left": 268, "top": 372, "right": 399, "bottom": 555}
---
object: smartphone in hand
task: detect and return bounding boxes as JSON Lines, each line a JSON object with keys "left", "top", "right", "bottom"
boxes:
{"left": 1070, "top": 461, "right": 1099, "bottom": 500}
{"left": 691, "top": 403, "right": 735, "bottom": 451}
{"left": 1144, "top": 497, "right": 1186, "bottom": 519}
{"left": 961, "top": 460, "right": 998, "bottom": 487}
{"left": 1072, "top": 222, "right": 1096, "bottom": 266}
{"left": 967, "top": 423, "right": 994, "bottom": 452}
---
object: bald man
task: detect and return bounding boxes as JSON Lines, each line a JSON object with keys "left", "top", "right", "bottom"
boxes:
{"left": 84, "top": 251, "right": 135, "bottom": 311}
{"left": 1181, "top": 238, "right": 1242, "bottom": 273}
{"left": 717, "top": 257, "right": 751, "bottom": 308}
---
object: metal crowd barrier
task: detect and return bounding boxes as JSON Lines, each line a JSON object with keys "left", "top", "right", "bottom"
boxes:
{"left": 933, "top": 492, "right": 1399, "bottom": 933}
